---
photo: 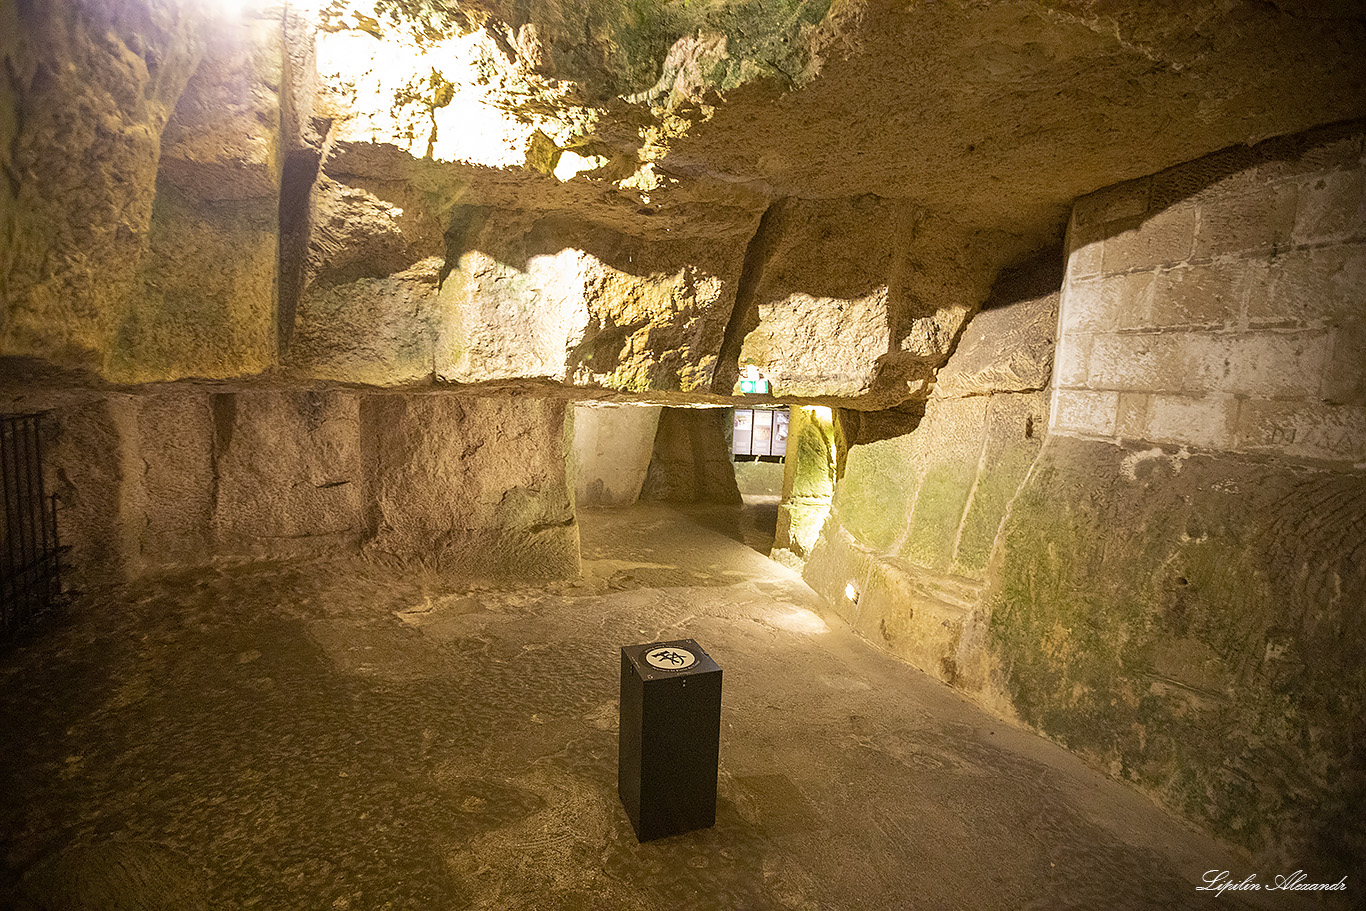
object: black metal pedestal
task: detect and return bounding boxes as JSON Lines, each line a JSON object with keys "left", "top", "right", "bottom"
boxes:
{"left": 618, "top": 638, "right": 722, "bottom": 842}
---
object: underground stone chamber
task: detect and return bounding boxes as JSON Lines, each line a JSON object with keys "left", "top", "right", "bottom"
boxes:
{"left": 1, "top": 0, "right": 1364, "bottom": 907}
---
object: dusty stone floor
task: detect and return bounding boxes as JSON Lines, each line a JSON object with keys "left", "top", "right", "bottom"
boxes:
{"left": 0, "top": 503, "right": 1323, "bottom": 910}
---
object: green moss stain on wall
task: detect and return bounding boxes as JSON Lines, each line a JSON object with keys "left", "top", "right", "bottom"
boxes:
{"left": 951, "top": 440, "right": 1038, "bottom": 578}
{"left": 788, "top": 406, "right": 837, "bottom": 500}
{"left": 951, "top": 394, "right": 1047, "bottom": 578}
{"left": 612, "top": 0, "right": 834, "bottom": 97}
{"left": 987, "top": 436, "right": 1366, "bottom": 863}
{"left": 777, "top": 406, "right": 839, "bottom": 559}
{"left": 830, "top": 393, "right": 1042, "bottom": 581}
{"left": 898, "top": 462, "right": 976, "bottom": 572}
{"left": 831, "top": 434, "right": 916, "bottom": 551}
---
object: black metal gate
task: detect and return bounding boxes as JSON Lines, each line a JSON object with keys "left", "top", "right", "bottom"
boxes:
{"left": 1, "top": 412, "right": 63, "bottom": 639}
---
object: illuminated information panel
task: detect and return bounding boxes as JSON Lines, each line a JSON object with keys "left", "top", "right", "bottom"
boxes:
{"left": 733, "top": 408, "right": 789, "bottom": 457}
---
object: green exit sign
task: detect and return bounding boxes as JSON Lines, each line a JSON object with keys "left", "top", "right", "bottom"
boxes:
{"left": 739, "top": 378, "right": 769, "bottom": 394}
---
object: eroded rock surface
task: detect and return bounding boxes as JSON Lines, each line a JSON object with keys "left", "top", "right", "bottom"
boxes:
{"left": 361, "top": 393, "right": 580, "bottom": 580}
{"left": 723, "top": 196, "right": 1018, "bottom": 405}
{"left": 5, "top": 0, "right": 1362, "bottom": 402}
{"left": 3, "top": 0, "right": 1365, "bottom": 879}
{"left": 437, "top": 210, "right": 748, "bottom": 391}
{"left": 0, "top": 384, "right": 580, "bottom": 584}
{"left": 640, "top": 407, "right": 741, "bottom": 504}
{"left": 2, "top": 0, "right": 207, "bottom": 372}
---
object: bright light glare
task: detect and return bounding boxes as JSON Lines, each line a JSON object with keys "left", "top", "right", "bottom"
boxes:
{"left": 844, "top": 582, "right": 859, "bottom": 603}
{"left": 316, "top": 22, "right": 543, "bottom": 169}
{"left": 767, "top": 607, "right": 830, "bottom": 635}
{"left": 553, "top": 150, "right": 607, "bottom": 182}
{"left": 804, "top": 405, "right": 833, "bottom": 422}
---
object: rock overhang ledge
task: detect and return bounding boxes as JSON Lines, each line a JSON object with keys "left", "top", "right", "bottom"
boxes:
{"left": 2, "top": 0, "right": 1363, "bottom": 404}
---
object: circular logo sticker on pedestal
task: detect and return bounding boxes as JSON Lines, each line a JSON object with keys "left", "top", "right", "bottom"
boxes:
{"left": 645, "top": 646, "right": 697, "bottom": 670}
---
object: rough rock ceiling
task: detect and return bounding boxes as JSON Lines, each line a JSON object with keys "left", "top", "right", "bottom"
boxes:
{"left": 2, "top": 0, "right": 1364, "bottom": 405}
{"left": 352, "top": 0, "right": 1366, "bottom": 243}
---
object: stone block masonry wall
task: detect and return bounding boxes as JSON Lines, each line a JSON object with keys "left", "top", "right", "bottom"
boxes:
{"left": 793, "top": 123, "right": 1366, "bottom": 869}
{"left": 981, "top": 121, "right": 1366, "bottom": 870}
{"left": 1054, "top": 122, "right": 1365, "bottom": 465}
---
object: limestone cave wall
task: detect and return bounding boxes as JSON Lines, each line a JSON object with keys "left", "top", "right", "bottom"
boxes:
{"left": 0, "top": 386, "right": 579, "bottom": 587}
{"left": 771, "top": 403, "right": 841, "bottom": 568}
{"left": 3, "top": 0, "right": 1366, "bottom": 873}
{"left": 639, "top": 407, "right": 740, "bottom": 504}
{"left": 985, "top": 122, "right": 1366, "bottom": 866}
{"left": 8, "top": 0, "right": 1362, "bottom": 406}
{"left": 572, "top": 403, "right": 660, "bottom": 507}
{"left": 2, "top": 1, "right": 283, "bottom": 382}
{"left": 801, "top": 251, "right": 1060, "bottom": 683}
{"left": 798, "top": 121, "right": 1366, "bottom": 866}
{"left": 718, "top": 196, "right": 1023, "bottom": 406}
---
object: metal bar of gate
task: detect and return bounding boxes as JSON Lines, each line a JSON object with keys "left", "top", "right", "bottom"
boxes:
{"left": 1, "top": 413, "right": 62, "bottom": 638}
{"left": 18, "top": 415, "right": 34, "bottom": 624}
{"left": 34, "top": 415, "right": 49, "bottom": 616}
{"left": 26, "top": 415, "right": 40, "bottom": 624}
{"left": 16, "top": 415, "right": 35, "bottom": 625}
{"left": 2, "top": 417, "right": 17, "bottom": 632}
{"left": 50, "top": 492, "right": 61, "bottom": 610}
{"left": 7, "top": 415, "right": 27, "bottom": 629}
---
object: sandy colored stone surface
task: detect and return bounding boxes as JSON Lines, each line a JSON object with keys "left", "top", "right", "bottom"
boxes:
{"left": 210, "top": 390, "right": 364, "bottom": 559}
{"left": 640, "top": 407, "right": 741, "bottom": 504}
{"left": 6, "top": 0, "right": 1364, "bottom": 392}
{"left": 1, "top": 0, "right": 206, "bottom": 371}
{"left": 805, "top": 253, "right": 1058, "bottom": 583}
{"left": 285, "top": 175, "right": 450, "bottom": 385}
{"left": 724, "top": 197, "right": 1012, "bottom": 405}
{"left": 0, "top": 385, "right": 584, "bottom": 585}
{"left": 360, "top": 393, "right": 579, "bottom": 580}
{"left": 774, "top": 405, "right": 840, "bottom": 562}
{"left": 434, "top": 210, "right": 749, "bottom": 393}
{"left": 932, "top": 256, "right": 1061, "bottom": 400}
{"left": 2, "top": 1, "right": 1364, "bottom": 891}
{"left": 976, "top": 435, "right": 1366, "bottom": 875}
{"left": 732, "top": 460, "right": 784, "bottom": 498}
{"left": 1053, "top": 122, "right": 1366, "bottom": 465}
{"left": 658, "top": 0, "right": 1366, "bottom": 234}
{"left": 573, "top": 403, "right": 661, "bottom": 507}
{"left": 793, "top": 135, "right": 1366, "bottom": 864}
{"left": 0, "top": 504, "right": 1296, "bottom": 910}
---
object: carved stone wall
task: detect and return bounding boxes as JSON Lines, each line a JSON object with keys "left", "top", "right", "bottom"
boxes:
{"left": 0, "top": 386, "right": 579, "bottom": 586}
